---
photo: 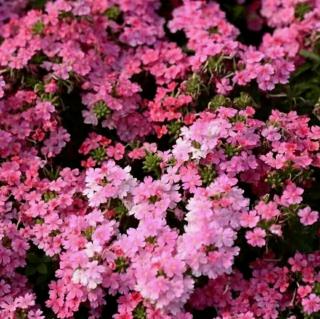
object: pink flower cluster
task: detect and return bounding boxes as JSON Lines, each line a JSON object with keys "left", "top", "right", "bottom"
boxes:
{"left": 190, "top": 251, "right": 320, "bottom": 319}
{"left": 1, "top": 0, "right": 320, "bottom": 133}
{"left": 0, "top": 0, "right": 320, "bottom": 318}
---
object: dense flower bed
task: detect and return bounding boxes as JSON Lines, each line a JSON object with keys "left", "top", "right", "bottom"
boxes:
{"left": 0, "top": 0, "right": 320, "bottom": 318}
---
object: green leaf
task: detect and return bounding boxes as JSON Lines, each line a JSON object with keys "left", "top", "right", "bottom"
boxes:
{"left": 104, "top": 5, "right": 121, "bottom": 21}
{"left": 295, "top": 2, "right": 312, "bottom": 20}
{"left": 25, "top": 266, "right": 37, "bottom": 276}
{"left": 37, "top": 263, "right": 48, "bottom": 275}
{"left": 300, "top": 49, "right": 320, "bottom": 63}
{"left": 29, "top": 0, "right": 48, "bottom": 10}
{"left": 27, "top": 252, "right": 40, "bottom": 263}
{"left": 32, "top": 21, "right": 45, "bottom": 35}
{"left": 133, "top": 302, "right": 147, "bottom": 319}
{"left": 142, "top": 152, "right": 161, "bottom": 177}
{"left": 93, "top": 100, "right": 111, "bottom": 119}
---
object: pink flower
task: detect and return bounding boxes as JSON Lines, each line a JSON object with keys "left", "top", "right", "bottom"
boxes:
{"left": 302, "top": 294, "right": 320, "bottom": 314}
{"left": 216, "top": 78, "right": 232, "bottom": 95}
{"left": 269, "top": 224, "right": 282, "bottom": 236}
{"left": 107, "top": 143, "right": 125, "bottom": 160}
{"left": 255, "top": 201, "right": 280, "bottom": 220}
{"left": 298, "top": 207, "right": 319, "bottom": 226}
{"left": 240, "top": 211, "right": 260, "bottom": 228}
{"left": 45, "top": 80, "right": 58, "bottom": 94}
{"left": 0, "top": 76, "right": 5, "bottom": 98}
{"left": 245, "top": 228, "right": 266, "bottom": 247}
{"left": 280, "top": 182, "right": 304, "bottom": 206}
{"left": 238, "top": 312, "right": 255, "bottom": 319}
{"left": 298, "top": 285, "right": 312, "bottom": 298}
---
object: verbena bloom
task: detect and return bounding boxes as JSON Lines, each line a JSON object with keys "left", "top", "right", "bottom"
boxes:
{"left": 298, "top": 207, "right": 319, "bottom": 226}
{"left": 0, "top": 0, "right": 319, "bottom": 318}
{"left": 245, "top": 228, "right": 266, "bottom": 247}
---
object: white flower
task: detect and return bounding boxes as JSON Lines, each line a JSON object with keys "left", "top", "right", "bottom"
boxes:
{"left": 85, "top": 242, "right": 102, "bottom": 258}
